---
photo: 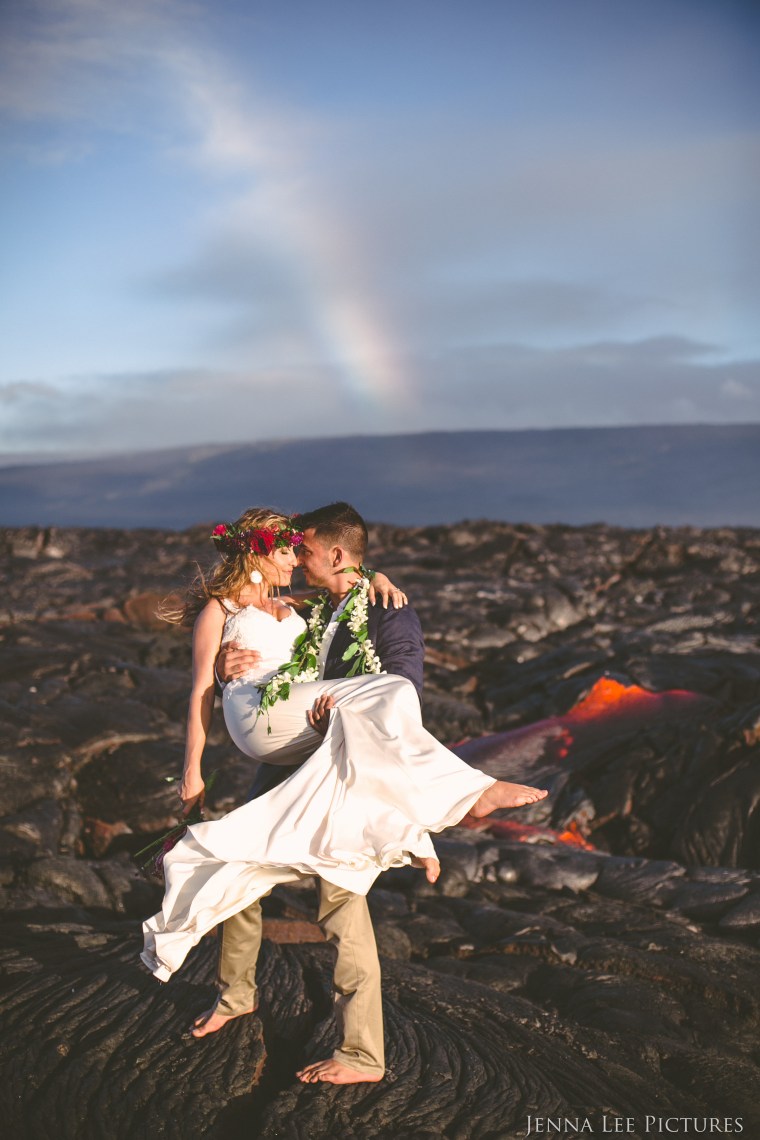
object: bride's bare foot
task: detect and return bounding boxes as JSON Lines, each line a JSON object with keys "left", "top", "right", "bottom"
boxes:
{"left": 296, "top": 1059, "right": 383, "bottom": 1084}
{"left": 411, "top": 856, "right": 441, "bottom": 883}
{"left": 469, "top": 781, "right": 549, "bottom": 819}
{"left": 189, "top": 1003, "right": 256, "bottom": 1038}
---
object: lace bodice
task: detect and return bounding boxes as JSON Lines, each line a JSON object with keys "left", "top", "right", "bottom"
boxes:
{"left": 221, "top": 601, "right": 307, "bottom": 688}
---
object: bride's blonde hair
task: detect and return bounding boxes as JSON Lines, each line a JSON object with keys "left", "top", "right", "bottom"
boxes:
{"left": 161, "top": 506, "right": 294, "bottom": 625}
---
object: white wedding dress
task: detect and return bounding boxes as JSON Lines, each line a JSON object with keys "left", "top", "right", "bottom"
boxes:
{"left": 141, "top": 602, "right": 495, "bottom": 982}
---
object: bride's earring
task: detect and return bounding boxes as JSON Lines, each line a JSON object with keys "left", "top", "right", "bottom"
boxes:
{"left": 250, "top": 570, "right": 263, "bottom": 584}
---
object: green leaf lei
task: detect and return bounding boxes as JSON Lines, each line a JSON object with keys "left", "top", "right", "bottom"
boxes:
{"left": 256, "top": 575, "right": 383, "bottom": 730}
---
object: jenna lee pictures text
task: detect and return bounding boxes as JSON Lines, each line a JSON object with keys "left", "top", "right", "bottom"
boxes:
{"left": 525, "top": 1117, "right": 744, "bottom": 1135}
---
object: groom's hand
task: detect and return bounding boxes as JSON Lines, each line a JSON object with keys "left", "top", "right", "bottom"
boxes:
{"left": 308, "top": 693, "right": 335, "bottom": 736}
{"left": 216, "top": 643, "right": 262, "bottom": 682}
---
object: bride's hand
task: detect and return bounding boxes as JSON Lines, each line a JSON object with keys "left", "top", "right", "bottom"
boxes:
{"left": 368, "top": 571, "right": 408, "bottom": 610}
{"left": 178, "top": 773, "right": 205, "bottom": 818}
{"left": 217, "top": 643, "right": 262, "bottom": 682}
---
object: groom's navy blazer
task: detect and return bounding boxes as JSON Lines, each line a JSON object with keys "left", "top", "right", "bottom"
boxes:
{"left": 247, "top": 598, "right": 425, "bottom": 800}
{"left": 324, "top": 599, "right": 424, "bottom": 695}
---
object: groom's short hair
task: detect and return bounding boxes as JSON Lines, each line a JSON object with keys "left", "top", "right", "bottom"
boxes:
{"left": 299, "top": 501, "right": 368, "bottom": 561}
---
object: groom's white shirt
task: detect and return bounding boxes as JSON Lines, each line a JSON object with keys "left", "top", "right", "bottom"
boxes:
{"left": 316, "top": 593, "right": 351, "bottom": 677}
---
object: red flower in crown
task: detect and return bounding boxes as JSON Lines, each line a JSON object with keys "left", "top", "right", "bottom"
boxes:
{"left": 247, "top": 528, "right": 276, "bottom": 555}
{"left": 210, "top": 522, "right": 241, "bottom": 554}
{"left": 211, "top": 518, "right": 303, "bottom": 556}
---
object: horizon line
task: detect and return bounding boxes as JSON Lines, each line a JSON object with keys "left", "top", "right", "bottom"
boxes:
{"left": 1, "top": 420, "right": 759, "bottom": 470}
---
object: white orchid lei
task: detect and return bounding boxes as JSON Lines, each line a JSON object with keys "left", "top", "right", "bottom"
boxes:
{"left": 256, "top": 574, "right": 383, "bottom": 730}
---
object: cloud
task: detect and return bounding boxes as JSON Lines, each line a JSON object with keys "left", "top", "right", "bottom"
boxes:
{"left": 0, "top": 0, "right": 410, "bottom": 408}
{"left": 139, "top": 109, "right": 760, "bottom": 369}
{"left": 0, "top": 365, "right": 380, "bottom": 455}
{"left": 2, "top": 339, "right": 757, "bottom": 458}
{"left": 0, "top": 380, "right": 61, "bottom": 404}
{"left": 408, "top": 337, "right": 760, "bottom": 430}
{"left": 1, "top": 0, "right": 758, "bottom": 457}
{"left": 0, "top": 0, "right": 194, "bottom": 127}
{"left": 721, "top": 377, "right": 753, "bottom": 400}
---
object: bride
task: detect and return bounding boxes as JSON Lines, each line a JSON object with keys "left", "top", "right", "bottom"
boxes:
{"left": 141, "top": 507, "right": 548, "bottom": 1073}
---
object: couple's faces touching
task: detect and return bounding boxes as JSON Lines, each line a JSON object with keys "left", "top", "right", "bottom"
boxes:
{"left": 255, "top": 527, "right": 338, "bottom": 589}
{"left": 297, "top": 528, "right": 337, "bottom": 587}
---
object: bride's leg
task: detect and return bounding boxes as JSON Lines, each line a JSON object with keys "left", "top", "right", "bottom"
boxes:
{"left": 324, "top": 674, "right": 549, "bottom": 827}
{"left": 230, "top": 673, "right": 548, "bottom": 832}
{"left": 224, "top": 673, "right": 417, "bottom": 765}
{"left": 224, "top": 675, "right": 400, "bottom": 764}
{"left": 223, "top": 680, "right": 328, "bottom": 764}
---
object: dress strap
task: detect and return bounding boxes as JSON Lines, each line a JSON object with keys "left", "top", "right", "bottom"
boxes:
{"left": 217, "top": 598, "right": 240, "bottom": 615}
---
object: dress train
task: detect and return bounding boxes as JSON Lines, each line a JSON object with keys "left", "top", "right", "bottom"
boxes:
{"left": 142, "top": 675, "right": 494, "bottom": 981}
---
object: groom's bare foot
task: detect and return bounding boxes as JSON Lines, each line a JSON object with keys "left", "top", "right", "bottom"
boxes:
{"left": 189, "top": 1004, "right": 256, "bottom": 1038}
{"left": 469, "top": 781, "right": 549, "bottom": 818}
{"left": 412, "top": 856, "right": 440, "bottom": 883}
{"left": 296, "top": 1059, "right": 383, "bottom": 1084}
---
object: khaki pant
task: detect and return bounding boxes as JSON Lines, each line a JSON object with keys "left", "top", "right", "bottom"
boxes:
{"left": 215, "top": 873, "right": 385, "bottom": 1077}
{"left": 216, "top": 674, "right": 409, "bottom": 1078}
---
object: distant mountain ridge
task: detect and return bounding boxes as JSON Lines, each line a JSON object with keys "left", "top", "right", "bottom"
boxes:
{"left": 0, "top": 425, "right": 758, "bottom": 529}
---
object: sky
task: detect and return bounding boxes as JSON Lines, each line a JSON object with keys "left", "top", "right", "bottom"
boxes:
{"left": 1, "top": 0, "right": 758, "bottom": 459}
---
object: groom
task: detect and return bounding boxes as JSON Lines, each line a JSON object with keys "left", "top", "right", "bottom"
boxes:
{"left": 193, "top": 502, "right": 426, "bottom": 1086}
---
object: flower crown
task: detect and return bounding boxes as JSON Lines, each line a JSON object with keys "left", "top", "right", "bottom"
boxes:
{"left": 211, "top": 517, "right": 303, "bottom": 557}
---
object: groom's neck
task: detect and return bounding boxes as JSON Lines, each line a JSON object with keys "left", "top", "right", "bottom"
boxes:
{"left": 327, "top": 570, "right": 361, "bottom": 609}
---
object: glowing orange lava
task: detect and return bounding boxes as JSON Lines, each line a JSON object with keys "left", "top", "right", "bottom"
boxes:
{"left": 454, "top": 676, "right": 713, "bottom": 851}
{"left": 556, "top": 820, "right": 595, "bottom": 850}
{"left": 566, "top": 676, "right": 700, "bottom": 723}
{"left": 459, "top": 816, "right": 596, "bottom": 849}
